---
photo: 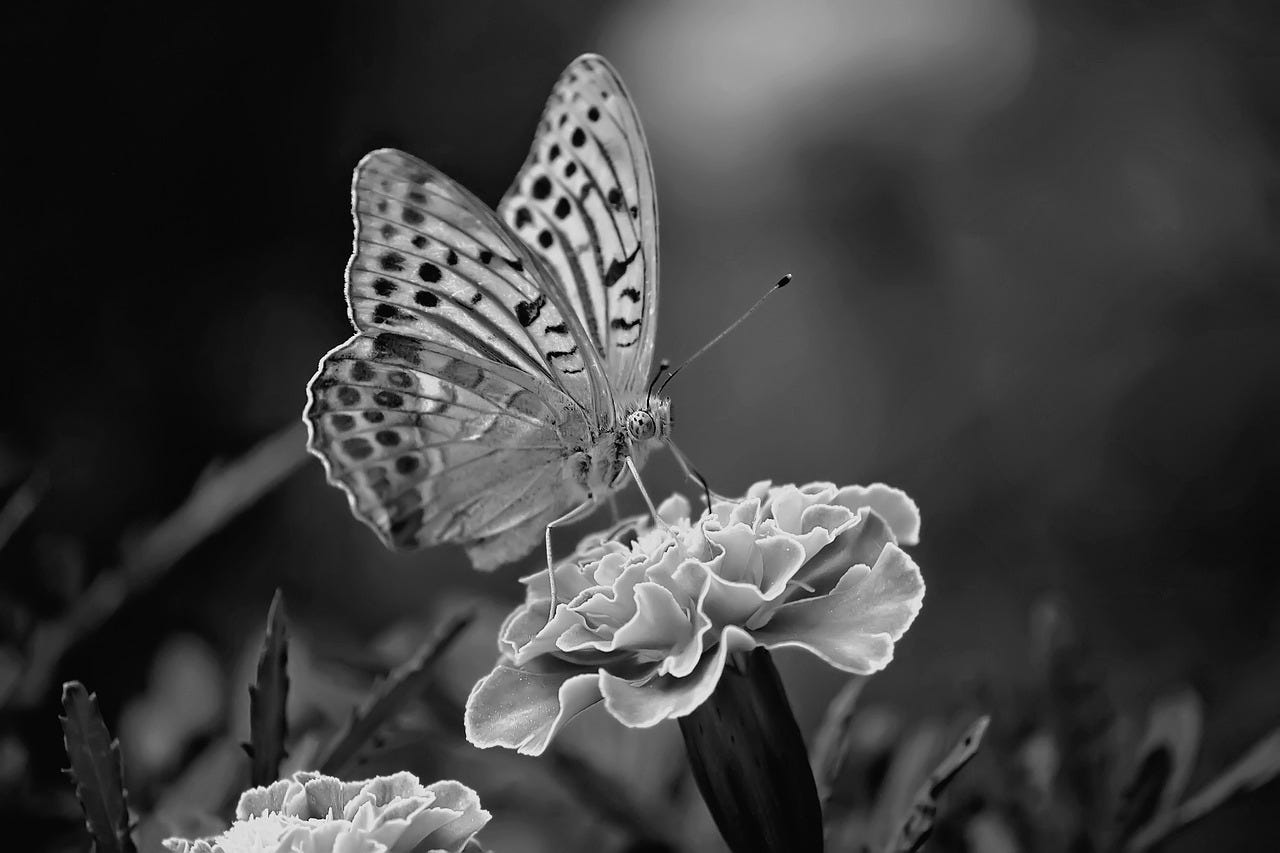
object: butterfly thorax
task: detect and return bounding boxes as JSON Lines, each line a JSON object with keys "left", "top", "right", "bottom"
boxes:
{"left": 576, "top": 395, "right": 671, "bottom": 498}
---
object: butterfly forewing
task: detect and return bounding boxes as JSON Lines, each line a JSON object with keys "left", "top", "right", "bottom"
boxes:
{"left": 350, "top": 149, "right": 614, "bottom": 424}
{"left": 499, "top": 54, "right": 659, "bottom": 396}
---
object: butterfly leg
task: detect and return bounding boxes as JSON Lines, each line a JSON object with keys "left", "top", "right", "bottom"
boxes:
{"left": 625, "top": 457, "right": 666, "bottom": 525}
{"left": 607, "top": 493, "right": 621, "bottom": 524}
{"left": 667, "top": 439, "right": 718, "bottom": 513}
{"left": 544, "top": 498, "right": 599, "bottom": 621}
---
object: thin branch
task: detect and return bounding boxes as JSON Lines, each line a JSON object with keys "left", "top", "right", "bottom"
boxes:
{"left": 319, "top": 609, "right": 475, "bottom": 776}
{"left": 6, "top": 422, "right": 309, "bottom": 709}
{"left": 0, "top": 469, "right": 48, "bottom": 554}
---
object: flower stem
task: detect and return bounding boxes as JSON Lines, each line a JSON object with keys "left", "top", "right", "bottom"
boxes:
{"left": 678, "top": 647, "right": 824, "bottom": 853}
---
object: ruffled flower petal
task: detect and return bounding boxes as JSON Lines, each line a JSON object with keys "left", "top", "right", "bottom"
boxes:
{"left": 464, "top": 661, "right": 602, "bottom": 756}
{"left": 835, "top": 482, "right": 920, "bottom": 545}
{"left": 466, "top": 480, "right": 926, "bottom": 754}
{"left": 600, "top": 625, "right": 757, "bottom": 728}
{"left": 754, "top": 544, "right": 924, "bottom": 673}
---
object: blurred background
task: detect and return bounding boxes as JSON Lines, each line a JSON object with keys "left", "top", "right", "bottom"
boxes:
{"left": 3, "top": 0, "right": 1279, "bottom": 849}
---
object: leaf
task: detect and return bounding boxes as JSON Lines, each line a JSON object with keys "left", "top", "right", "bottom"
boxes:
{"left": 244, "top": 589, "right": 289, "bottom": 786}
{"left": 1108, "top": 689, "right": 1202, "bottom": 850}
{"left": 884, "top": 715, "right": 989, "bottom": 853}
{"left": 678, "top": 647, "right": 824, "bottom": 853}
{"left": 60, "top": 680, "right": 137, "bottom": 853}
{"left": 1129, "top": 725, "right": 1280, "bottom": 851}
{"left": 810, "top": 675, "right": 867, "bottom": 807}
{"left": 870, "top": 722, "right": 946, "bottom": 845}
{"left": 319, "top": 608, "right": 474, "bottom": 776}
{"left": 1033, "top": 601, "right": 1117, "bottom": 834}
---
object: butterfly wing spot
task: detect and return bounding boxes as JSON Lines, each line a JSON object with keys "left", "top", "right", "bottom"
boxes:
{"left": 441, "top": 358, "right": 484, "bottom": 389}
{"left": 603, "top": 246, "right": 641, "bottom": 288}
{"left": 515, "top": 295, "right": 547, "bottom": 327}
{"left": 418, "top": 262, "right": 443, "bottom": 283}
{"left": 371, "top": 332, "right": 421, "bottom": 364}
{"left": 342, "top": 437, "right": 375, "bottom": 461}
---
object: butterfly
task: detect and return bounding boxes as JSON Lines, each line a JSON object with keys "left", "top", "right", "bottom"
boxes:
{"left": 304, "top": 54, "right": 676, "bottom": 573}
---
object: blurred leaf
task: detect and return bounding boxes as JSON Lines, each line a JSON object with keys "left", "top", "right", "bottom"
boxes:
{"left": 870, "top": 721, "right": 945, "bottom": 844}
{"left": 884, "top": 715, "right": 989, "bottom": 853}
{"left": 59, "top": 680, "right": 136, "bottom": 853}
{"left": 678, "top": 647, "right": 824, "bottom": 853}
{"left": 1033, "top": 601, "right": 1117, "bottom": 838}
{"left": 140, "top": 736, "right": 244, "bottom": 837}
{"left": 1108, "top": 689, "right": 1202, "bottom": 850}
{"left": 319, "top": 608, "right": 474, "bottom": 776}
{"left": 963, "top": 811, "right": 1020, "bottom": 853}
{"left": 1129, "top": 726, "right": 1280, "bottom": 851}
{"left": 244, "top": 589, "right": 289, "bottom": 786}
{"left": 810, "top": 675, "right": 867, "bottom": 807}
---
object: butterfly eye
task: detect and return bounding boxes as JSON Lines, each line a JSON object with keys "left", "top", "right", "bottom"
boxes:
{"left": 627, "top": 410, "right": 656, "bottom": 442}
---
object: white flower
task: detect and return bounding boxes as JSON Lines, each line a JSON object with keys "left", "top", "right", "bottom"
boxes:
{"left": 466, "top": 481, "right": 925, "bottom": 755}
{"left": 163, "top": 771, "right": 490, "bottom": 853}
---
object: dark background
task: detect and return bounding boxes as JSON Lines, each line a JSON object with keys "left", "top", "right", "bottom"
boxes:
{"left": 3, "top": 1, "right": 1279, "bottom": 849}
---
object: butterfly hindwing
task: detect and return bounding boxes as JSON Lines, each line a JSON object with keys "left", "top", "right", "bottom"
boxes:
{"left": 306, "top": 332, "right": 593, "bottom": 564}
{"left": 499, "top": 54, "right": 659, "bottom": 396}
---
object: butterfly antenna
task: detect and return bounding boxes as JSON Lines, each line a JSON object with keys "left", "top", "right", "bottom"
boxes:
{"left": 658, "top": 273, "right": 792, "bottom": 396}
{"left": 646, "top": 359, "right": 671, "bottom": 409}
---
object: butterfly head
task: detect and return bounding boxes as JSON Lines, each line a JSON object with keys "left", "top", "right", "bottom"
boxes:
{"left": 625, "top": 398, "right": 672, "bottom": 446}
